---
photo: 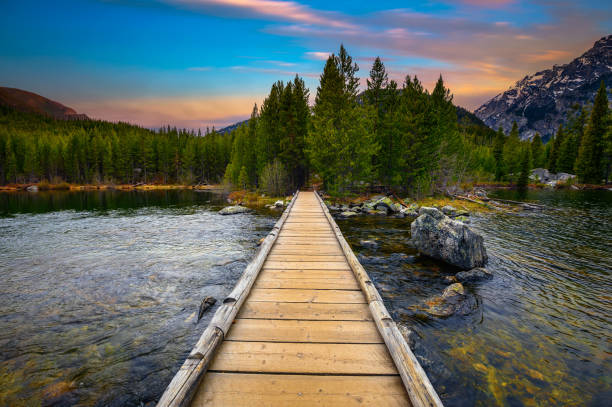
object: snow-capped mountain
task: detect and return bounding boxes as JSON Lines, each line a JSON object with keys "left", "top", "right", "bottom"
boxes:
{"left": 475, "top": 35, "right": 612, "bottom": 141}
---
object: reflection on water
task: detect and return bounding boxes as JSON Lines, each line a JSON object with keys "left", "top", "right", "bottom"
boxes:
{"left": 337, "top": 189, "right": 612, "bottom": 406}
{"left": 0, "top": 190, "right": 277, "bottom": 406}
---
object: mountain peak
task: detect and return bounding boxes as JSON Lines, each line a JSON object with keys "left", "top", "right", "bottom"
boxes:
{"left": 475, "top": 35, "right": 612, "bottom": 141}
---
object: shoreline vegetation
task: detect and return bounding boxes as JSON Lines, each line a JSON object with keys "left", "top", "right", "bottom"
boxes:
{"left": 0, "top": 182, "right": 223, "bottom": 192}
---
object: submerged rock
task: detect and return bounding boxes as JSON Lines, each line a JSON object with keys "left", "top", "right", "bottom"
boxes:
{"left": 218, "top": 205, "right": 252, "bottom": 215}
{"left": 425, "top": 282, "right": 478, "bottom": 317}
{"left": 358, "top": 253, "right": 415, "bottom": 266}
{"left": 411, "top": 207, "right": 487, "bottom": 270}
{"left": 359, "top": 239, "right": 379, "bottom": 249}
{"left": 455, "top": 267, "right": 492, "bottom": 283}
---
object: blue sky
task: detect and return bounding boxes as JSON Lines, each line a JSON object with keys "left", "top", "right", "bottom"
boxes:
{"left": 1, "top": 0, "right": 610, "bottom": 129}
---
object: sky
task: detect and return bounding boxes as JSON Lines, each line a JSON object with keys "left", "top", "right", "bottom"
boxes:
{"left": 1, "top": 0, "right": 611, "bottom": 130}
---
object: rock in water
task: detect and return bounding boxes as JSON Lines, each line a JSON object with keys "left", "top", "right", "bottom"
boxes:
{"left": 339, "top": 211, "right": 358, "bottom": 218}
{"left": 425, "top": 283, "right": 478, "bottom": 317}
{"left": 198, "top": 296, "right": 217, "bottom": 321}
{"left": 218, "top": 205, "right": 252, "bottom": 215}
{"left": 455, "top": 267, "right": 492, "bottom": 283}
{"left": 411, "top": 207, "right": 487, "bottom": 270}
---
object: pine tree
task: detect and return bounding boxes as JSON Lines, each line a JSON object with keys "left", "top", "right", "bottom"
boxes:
{"left": 493, "top": 127, "right": 505, "bottom": 180}
{"left": 576, "top": 81, "right": 609, "bottom": 184}
{"left": 517, "top": 146, "right": 532, "bottom": 191}
{"left": 547, "top": 125, "right": 564, "bottom": 173}
{"left": 503, "top": 122, "right": 521, "bottom": 179}
{"left": 365, "top": 57, "right": 389, "bottom": 183}
{"left": 308, "top": 49, "right": 377, "bottom": 193}
{"left": 530, "top": 133, "right": 545, "bottom": 168}
{"left": 365, "top": 57, "right": 388, "bottom": 108}
{"left": 238, "top": 165, "right": 248, "bottom": 190}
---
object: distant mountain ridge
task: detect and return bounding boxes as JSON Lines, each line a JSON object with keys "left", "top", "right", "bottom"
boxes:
{"left": 0, "top": 87, "right": 88, "bottom": 120}
{"left": 475, "top": 35, "right": 612, "bottom": 141}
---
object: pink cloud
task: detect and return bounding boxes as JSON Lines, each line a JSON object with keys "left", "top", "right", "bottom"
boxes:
{"left": 170, "top": 0, "right": 354, "bottom": 28}
{"left": 304, "top": 51, "right": 330, "bottom": 60}
{"left": 521, "top": 49, "right": 572, "bottom": 62}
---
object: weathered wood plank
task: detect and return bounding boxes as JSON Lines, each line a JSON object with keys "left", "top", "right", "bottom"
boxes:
{"left": 263, "top": 261, "right": 351, "bottom": 270}
{"left": 237, "top": 301, "right": 371, "bottom": 321}
{"left": 258, "top": 269, "right": 354, "bottom": 279}
{"left": 247, "top": 288, "right": 365, "bottom": 303}
{"left": 192, "top": 373, "right": 410, "bottom": 407}
{"left": 254, "top": 276, "right": 360, "bottom": 290}
{"left": 226, "top": 319, "right": 383, "bottom": 343}
{"left": 266, "top": 254, "right": 347, "bottom": 262}
{"left": 210, "top": 342, "right": 397, "bottom": 374}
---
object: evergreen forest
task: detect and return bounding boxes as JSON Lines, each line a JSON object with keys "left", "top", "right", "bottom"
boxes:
{"left": 1, "top": 45, "right": 610, "bottom": 195}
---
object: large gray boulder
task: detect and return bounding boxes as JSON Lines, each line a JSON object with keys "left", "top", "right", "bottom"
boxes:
{"left": 218, "top": 205, "right": 252, "bottom": 215}
{"left": 411, "top": 207, "right": 487, "bottom": 270}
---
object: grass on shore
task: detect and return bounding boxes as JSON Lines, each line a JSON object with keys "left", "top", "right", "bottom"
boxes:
{"left": 0, "top": 182, "right": 223, "bottom": 192}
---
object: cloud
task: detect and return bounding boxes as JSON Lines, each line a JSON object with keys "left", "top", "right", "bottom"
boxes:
{"left": 304, "top": 51, "right": 330, "bottom": 60}
{"left": 167, "top": 0, "right": 354, "bottom": 28}
{"left": 521, "top": 49, "right": 572, "bottom": 62}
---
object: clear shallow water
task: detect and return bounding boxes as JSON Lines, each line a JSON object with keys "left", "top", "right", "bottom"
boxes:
{"left": 337, "top": 189, "right": 612, "bottom": 406}
{"left": 0, "top": 190, "right": 277, "bottom": 406}
{"left": 0, "top": 189, "right": 610, "bottom": 407}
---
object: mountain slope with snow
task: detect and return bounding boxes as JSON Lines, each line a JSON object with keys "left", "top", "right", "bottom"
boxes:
{"left": 475, "top": 35, "right": 612, "bottom": 141}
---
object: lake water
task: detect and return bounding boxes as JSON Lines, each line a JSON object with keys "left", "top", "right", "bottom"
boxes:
{"left": 0, "top": 190, "right": 279, "bottom": 406}
{"left": 0, "top": 189, "right": 610, "bottom": 406}
{"left": 336, "top": 189, "right": 612, "bottom": 406}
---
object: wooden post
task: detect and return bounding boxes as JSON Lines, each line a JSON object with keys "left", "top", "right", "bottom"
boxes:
{"left": 156, "top": 191, "right": 300, "bottom": 407}
{"left": 313, "top": 190, "right": 444, "bottom": 407}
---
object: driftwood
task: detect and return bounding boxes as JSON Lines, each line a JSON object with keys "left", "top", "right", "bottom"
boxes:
{"left": 314, "top": 191, "right": 444, "bottom": 407}
{"left": 197, "top": 297, "right": 216, "bottom": 322}
{"left": 156, "top": 191, "right": 300, "bottom": 407}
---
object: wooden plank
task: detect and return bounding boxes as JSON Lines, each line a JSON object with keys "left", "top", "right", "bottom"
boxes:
{"left": 266, "top": 254, "right": 347, "bottom": 262}
{"left": 263, "top": 261, "right": 351, "bottom": 270}
{"left": 193, "top": 373, "right": 410, "bottom": 406}
{"left": 210, "top": 342, "right": 397, "bottom": 374}
{"left": 254, "top": 276, "right": 360, "bottom": 290}
{"left": 237, "top": 301, "right": 372, "bottom": 321}
{"left": 259, "top": 269, "right": 354, "bottom": 279}
{"left": 248, "top": 288, "right": 365, "bottom": 303}
{"left": 269, "top": 247, "right": 344, "bottom": 256}
{"left": 226, "top": 319, "right": 383, "bottom": 343}
{"left": 275, "top": 237, "right": 339, "bottom": 244}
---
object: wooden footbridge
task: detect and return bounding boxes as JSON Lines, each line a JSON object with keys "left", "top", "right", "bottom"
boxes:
{"left": 158, "top": 191, "right": 443, "bottom": 407}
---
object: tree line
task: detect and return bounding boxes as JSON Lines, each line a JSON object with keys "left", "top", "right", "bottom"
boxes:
{"left": 0, "top": 107, "right": 232, "bottom": 185}
{"left": 1, "top": 45, "right": 609, "bottom": 193}
{"left": 226, "top": 45, "right": 499, "bottom": 196}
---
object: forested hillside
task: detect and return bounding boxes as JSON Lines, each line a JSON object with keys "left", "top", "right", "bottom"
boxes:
{"left": 2, "top": 45, "right": 609, "bottom": 193}
{"left": 0, "top": 107, "right": 232, "bottom": 185}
